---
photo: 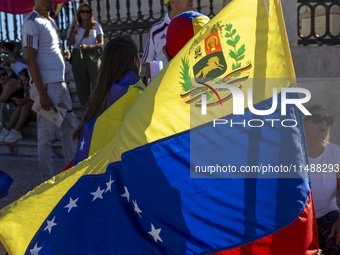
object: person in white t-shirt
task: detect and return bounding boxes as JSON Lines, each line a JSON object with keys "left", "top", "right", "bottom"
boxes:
{"left": 141, "top": 0, "right": 193, "bottom": 84}
{"left": 304, "top": 104, "right": 340, "bottom": 254}
{"left": 67, "top": 3, "right": 104, "bottom": 106}
{"left": 22, "top": 0, "right": 79, "bottom": 182}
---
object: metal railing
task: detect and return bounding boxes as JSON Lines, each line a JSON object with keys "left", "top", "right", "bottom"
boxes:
{"left": 0, "top": 12, "right": 23, "bottom": 49}
{"left": 1, "top": 0, "right": 218, "bottom": 54}
{"left": 298, "top": 0, "right": 340, "bottom": 45}
{"left": 3, "top": 0, "right": 340, "bottom": 51}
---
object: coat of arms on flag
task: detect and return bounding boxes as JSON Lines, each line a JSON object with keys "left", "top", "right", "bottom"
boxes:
{"left": 0, "top": 1, "right": 318, "bottom": 254}
{"left": 180, "top": 22, "right": 252, "bottom": 108}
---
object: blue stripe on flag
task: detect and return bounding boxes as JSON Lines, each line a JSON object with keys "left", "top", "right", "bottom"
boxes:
{"left": 74, "top": 118, "right": 96, "bottom": 165}
{"left": 25, "top": 94, "right": 310, "bottom": 254}
{"left": 0, "top": 170, "right": 13, "bottom": 199}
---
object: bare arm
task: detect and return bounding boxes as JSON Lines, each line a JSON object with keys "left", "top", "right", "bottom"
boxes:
{"left": 25, "top": 47, "right": 55, "bottom": 111}
{"left": 66, "top": 23, "right": 77, "bottom": 47}
{"left": 67, "top": 33, "right": 76, "bottom": 47}
{"left": 12, "top": 97, "right": 29, "bottom": 106}
{"left": 67, "top": 29, "right": 76, "bottom": 47}
{"left": 14, "top": 53, "right": 26, "bottom": 64}
{"left": 145, "top": 63, "right": 151, "bottom": 85}
{"left": 79, "top": 33, "right": 104, "bottom": 50}
{"left": 95, "top": 33, "right": 104, "bottom": 49}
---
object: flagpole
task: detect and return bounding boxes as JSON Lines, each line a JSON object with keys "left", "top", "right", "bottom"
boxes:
{"left": 72, "top": 0, "right": 83, "bottom": 59}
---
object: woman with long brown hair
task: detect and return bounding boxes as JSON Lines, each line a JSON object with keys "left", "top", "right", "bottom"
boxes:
{"left": 67, "top": 3, "right": 103, "bottom": 106}
{"left": 73, "top": 36, "right": 142, "bottom": 139}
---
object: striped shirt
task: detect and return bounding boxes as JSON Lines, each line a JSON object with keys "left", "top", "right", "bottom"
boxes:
{"left": 141, "top": 13, "right": 171, "bottom": 65}
{"left": 22, "top": 10, "right": 65, "bottom": 84}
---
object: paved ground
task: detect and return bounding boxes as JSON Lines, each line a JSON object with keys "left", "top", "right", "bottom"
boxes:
{"left": 0, "top": 155, "right": 67, "bottom": 254}
{"left": 0, "top": 155, "right": 66, "bottom": 209}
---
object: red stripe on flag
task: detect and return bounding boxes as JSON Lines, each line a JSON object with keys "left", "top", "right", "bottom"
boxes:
{"left": 213, "top": 193, "right": 318, "bottom": 255}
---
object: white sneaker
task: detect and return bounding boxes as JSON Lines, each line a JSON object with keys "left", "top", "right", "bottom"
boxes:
{"left": 0, "top": 128, "right": 9, "bottom": 142}
{"left": 4, "top": 129, "right": 23, "bottom": 143}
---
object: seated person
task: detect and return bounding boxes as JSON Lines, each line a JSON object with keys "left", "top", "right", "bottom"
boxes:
{"left": 0, "top": 67, "right": 24, "bottom": 142}
{"left": 1, "top": 42, "right": 27, "bottom": 76}
{"left": 0, "top": 69, "right": 34, "bottom": 143}
{"left": 304, "top": 104, "right": 340, "bottom": 255}
{"left": 0, "top": 64, "right": 17, "bottom": 80}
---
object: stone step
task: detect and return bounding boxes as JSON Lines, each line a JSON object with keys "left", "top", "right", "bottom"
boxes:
{"left": 0, "top": 101, "right": 86, "bottom": 159}
{"left": 21, "top": 122, "right": 37, "bottom": 136}
{"left": 0, "top": 135, "right": 64, "bottom": 159}
{"left": 19, "top": 103, "right": 85, "bottom": 132}
{"left": 20, "top": 104, "right": 86, "bottom": 136}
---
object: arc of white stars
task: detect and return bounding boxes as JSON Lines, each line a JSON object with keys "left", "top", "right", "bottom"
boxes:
{"left": 79, "top": 137, "right": 85, "bottom": 151}
{"left": 148, "top": 223, "right": 163, "bottom": 243}
{"left": 91, "top": 186, "right": 105, "bottom": 201}
{"left": 132, "top": 200, "right": 142, "bottom": 218}
{"left": 120, "top": 186, "right": 130, "bottom": 202}
{"left": 64, "top": 197, "right": 79, "bottom": 213}
{"left": 30, "top": 243, "right": 42, "bottom": 255}
{"left": 105, "top": 175, "right": 115, "bottom": 193}
{"left": 43, "top": 216, "right": 57, "bottom": 234}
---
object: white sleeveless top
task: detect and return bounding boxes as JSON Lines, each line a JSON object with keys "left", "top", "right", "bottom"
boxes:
{"left": 309, "top": 142, "right": 340, "bottom": 218}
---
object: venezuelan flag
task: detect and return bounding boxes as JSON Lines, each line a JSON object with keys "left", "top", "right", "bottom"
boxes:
{"left": 74, "top": 81, "right": 145, "bottom": 165}
{"left": 50, "top": 3, "right": 66, "bottom": 19}
{"left": 0, "top": 0, "right": 318, "bottom": 254}
{"left": 0, "top": 170, "right": 12, "bottom": 199}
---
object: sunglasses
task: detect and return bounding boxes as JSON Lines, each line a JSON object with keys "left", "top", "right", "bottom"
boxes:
{"left": 0, "top": 72, "right": 7, "bottom": 78}
{"left": 80, "top": 10, "right": 91, "bottom": 14}
{"left": 305, "top": 114, "right": 334, "bottom": 125}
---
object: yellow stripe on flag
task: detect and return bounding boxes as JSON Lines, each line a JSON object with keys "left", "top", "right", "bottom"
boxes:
{"left": 0, "top": 82, "right": 145, "bottom": 255}
{"left": 0, "top": 146, "right": 111, "bottom": 255}
{"left": 111, "top": 0, "right": 295, "bottom": 162}
{"left": 89, "top": 81, "right": 145, "bottom": 156}
{"left": 0, "top": 1, "right": 297, "bottom": 254}
{"left": 54, "top": 3, "right": 64, "bottom": 16}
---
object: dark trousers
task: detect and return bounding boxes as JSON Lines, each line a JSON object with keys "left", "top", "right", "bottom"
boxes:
{"left": 71, "top": 49, "right": 101, "bottom": 106}
{"left": 317, "top": 210, "right": 340, "bottom": 255}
